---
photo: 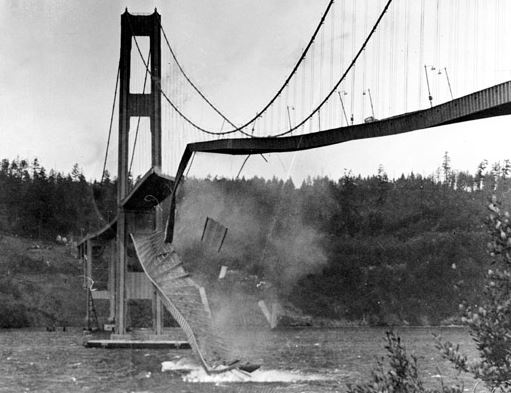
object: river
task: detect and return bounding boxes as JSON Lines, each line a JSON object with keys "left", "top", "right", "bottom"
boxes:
{"left": 0, "top": 327, "right": 480, "bottom": 393}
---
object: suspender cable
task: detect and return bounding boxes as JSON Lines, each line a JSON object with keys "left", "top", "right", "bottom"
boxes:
{"left": 140, "top": 0, "right": 390, "bottom": 139}
{"left": 272, "top": 0, "right": 393, "bottom": 137}
{"left": 160, "top": 25, "right": 239, "bottom": 129}
{"left": 329, "top": 4, "right": 334, "bottom": 128}
{"left": 389, "top": 0, "right": 396, "bottom": 115}
{"left": 419, "top": 0, "right": 425, "bottom": 107}
{"left": 339, "top": 0, "right": 346, "bottom": 126}
{"left": 404, "top": 0, "right": 409, "bottom": 111}
{"left": 129, "top": 50, "right": 151, "bottom": 175}
{"left": 362, "top": 0, "right": 368, "bottom": 118}
{"left": 435, "top": 0, "right": 440, "bottom": 99}
{"left": 301, "top": 55, "right": 306, "bottom": 133}
{"left": 157, "top": 0, "right": 335, "bottom": 136}
{"left": 128, "top": 25, "right": 249, "bottom": 138}
{"left": 319, "top": 21, "right": 324, "bottom": 130}
{"left": 126, "top": 15, "right": 251, "bottom": 138}
{"left": 350, "top": 0, "right": 356, "bottom": 124}
{"left": 473, "top": 0, "right": 479, "bottom": 90}
{"left": 374, "top": 0, "right": 381, "bottom": 118}
{"left": 310, "top": 42, "right": 315, "bottom": 132}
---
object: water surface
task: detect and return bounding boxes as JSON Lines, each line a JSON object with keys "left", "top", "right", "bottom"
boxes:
{"left": 0, "top": 327, "right": 480, "bottom": 393}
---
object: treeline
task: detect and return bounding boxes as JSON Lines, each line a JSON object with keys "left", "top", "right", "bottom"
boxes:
{"left": 177, "top": 154, "right": 511, "bottom": 325}
{"left": 0, "top": 158, "right": 116, "bottom": 240}
{"left": 1, "top": 154, "right": 510, "bottom": 325}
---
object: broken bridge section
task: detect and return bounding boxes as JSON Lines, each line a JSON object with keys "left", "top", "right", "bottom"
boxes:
{"left": 130, "top": 230, "right": 239, "bottom": 372}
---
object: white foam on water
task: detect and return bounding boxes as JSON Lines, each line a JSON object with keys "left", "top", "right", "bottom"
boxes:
{"left": 161, "top": 357, "right": 200, "bottom": 372}
{"left": 162, "top": 358, "right": 329, "bottom": 383}
{"left": 184, "top": 368, "right": 252, "bottom": 383}
{"left": 184, "top": 368, "right": 328, "bottom": 383}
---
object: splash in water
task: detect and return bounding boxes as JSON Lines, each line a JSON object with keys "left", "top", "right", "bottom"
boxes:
{"left": 161, "top": 358, "right": 328, "bottom": 383}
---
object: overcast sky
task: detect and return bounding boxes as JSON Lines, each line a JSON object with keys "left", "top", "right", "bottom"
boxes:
{"left": 1, "top": 0, "right": 511, "bottom": 182}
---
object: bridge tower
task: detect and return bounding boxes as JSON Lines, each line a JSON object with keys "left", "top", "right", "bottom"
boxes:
{"left": 78, "top": 10, "right": 177, "bottom": 341}
{"left": 116, "top": 9, "right": 162, "bottom": 335}
{"left": 118, "top": 9, "right": 162, "bottom": 197}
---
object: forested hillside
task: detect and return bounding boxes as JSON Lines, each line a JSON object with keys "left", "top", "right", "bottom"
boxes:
{"left": 0, "top": 158, "right": 115, "bottom": 240}
{"left": 0, "top": 155, "right": 509, "bottom": 326}
{"left": 175, "top": 155, "right": 511, "bottom": 325}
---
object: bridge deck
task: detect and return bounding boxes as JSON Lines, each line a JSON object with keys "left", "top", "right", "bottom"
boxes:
{"left": 130, "top": 231, "right": 236, "bottom": 373}
{"left": 189, "top": 80, "right": 511, "bottom": 156}
{"left": 164, "top": 80, "right": 511, "bottom": 242}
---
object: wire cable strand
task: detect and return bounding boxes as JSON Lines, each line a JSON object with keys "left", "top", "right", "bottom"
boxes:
{"left": 129, "top": 0, "right": 391, "bottom": 139}
{"left": 129, "top": 50, "right": 151, "bottom": 175}
{"left": 160, "top": 24, "right": 239, "bottom": 132}
{"left": 157, "top": 0, "right": 335, "bottom": 136}
{"left": 100, "top": 60, "right": 120, "bottom": 184}
{"left": 127, "top": 14, "right": 253, "bottom": 138}
{"left": 272, "top": 0, "right": 393, "bottom": 137}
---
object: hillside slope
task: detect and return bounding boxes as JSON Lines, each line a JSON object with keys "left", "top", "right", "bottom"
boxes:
{"left": 0, "top": 233, "right": 85, "bottom": 328}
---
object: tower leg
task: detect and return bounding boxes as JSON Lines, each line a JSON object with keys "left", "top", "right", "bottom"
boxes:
{"left": 115, "top": 212, "right": 127, "bottom": 334}
{"left": 86, "top": 239, "right": 92, "bottom": 328}
{"left": 152, "top": 289, "right": 163, "bottom": 335}
{"left": 108, "top": 240, "right": 116, "bottom": 323}
{"left": 115, "top": 9, "right": 163, "bottom": 338}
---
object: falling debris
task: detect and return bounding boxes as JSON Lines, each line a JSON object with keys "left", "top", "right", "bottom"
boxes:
{"left": 218, "top": 265, "right": 228, "bottom": 280}
{"left": 131, "top": 231, "right": 260, "bottom": 373}
{"left": 198, "top": 286, "right": 212, "bottom": 317}
{"left": 201, "top": 217, "right": 228, "bottom": 252}
{"left": 258, "top": 300, "right": 271, "bottom": 325}
{"left": 257, "top": 300, "right": 278, "bottom": 329}
{"left": 270, "top": 303, "right": 279, "bottom": 329}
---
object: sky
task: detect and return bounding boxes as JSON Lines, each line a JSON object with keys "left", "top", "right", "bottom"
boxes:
{"left": 2, "top": 0, "right": 511, "bottom": 182}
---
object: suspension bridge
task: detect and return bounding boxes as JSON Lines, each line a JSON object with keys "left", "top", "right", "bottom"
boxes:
{"left": 79, "top": 0, "right": 511, "bottom": 374}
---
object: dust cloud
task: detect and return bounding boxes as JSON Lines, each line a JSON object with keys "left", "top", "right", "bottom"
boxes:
{"left": 171, "top": 176, "right": 328, "bottom": 333}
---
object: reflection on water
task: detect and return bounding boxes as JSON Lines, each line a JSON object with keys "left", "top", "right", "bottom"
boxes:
{"left": 0, "top": 327, "right": 479, "bottom": 393}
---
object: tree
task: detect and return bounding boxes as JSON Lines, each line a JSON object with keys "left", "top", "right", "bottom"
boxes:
{"left": 442, "top": 151, "right": 452, "bottom": 184}
{"left": 475, "top": 159, "right": 488, "bottom": 190}
{"left": 71, "top": 163, "right": 82, "bottom": 181}
{"left": 437, "top": 196, "right": 511, "bottom": 392}
{"left": 31, "top": 158, "right": 40, "bottom": 179}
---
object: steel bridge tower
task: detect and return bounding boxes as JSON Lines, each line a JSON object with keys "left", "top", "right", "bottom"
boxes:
{"left": 116, "top": 9, "right": 162, "bottom": 335}
{"left": 79, "top": 10, "right": 177, "bottom": 341}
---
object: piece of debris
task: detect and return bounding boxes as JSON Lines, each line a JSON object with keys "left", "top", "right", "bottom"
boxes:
{"left": 218, "top": 265, "right": 228, "bottom": 280}
{"left": 201, "top": 217, "right": 228, "bottom": 252}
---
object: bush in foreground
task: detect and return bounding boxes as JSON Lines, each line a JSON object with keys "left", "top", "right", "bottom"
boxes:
{"left": 347, "top": 331, "right": 462, "bottom": 393}
{"left": 436, "top": 197, "right": 511, "bottom": 392}
{"left": 354, "top": 197, "right": 511, "bottom": 393}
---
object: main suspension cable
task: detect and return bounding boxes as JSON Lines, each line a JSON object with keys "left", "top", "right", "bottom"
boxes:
{"left": 128, "top": 24, "right": 252, "bottom": 137}
{"left": 272, "top": 0, "right": 393, "bottom": 137}
{"left": 127, "top": 14, "right": 253, "bottom": 137}
{"left": 157, "top": 0, "right": 335, "bottom": 136}
{"left": 100, "top": 60, "right": 120, "bottom": 184}
{"left": 160, "top": 23, "right": 239, "bottom": 131}
{"left": 130, "top": 0, "right": 390, "bottom": 139}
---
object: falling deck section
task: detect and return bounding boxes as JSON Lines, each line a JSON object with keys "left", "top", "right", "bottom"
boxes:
{"left": 130, "top": 230, "right": 234, "bottom": 373}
